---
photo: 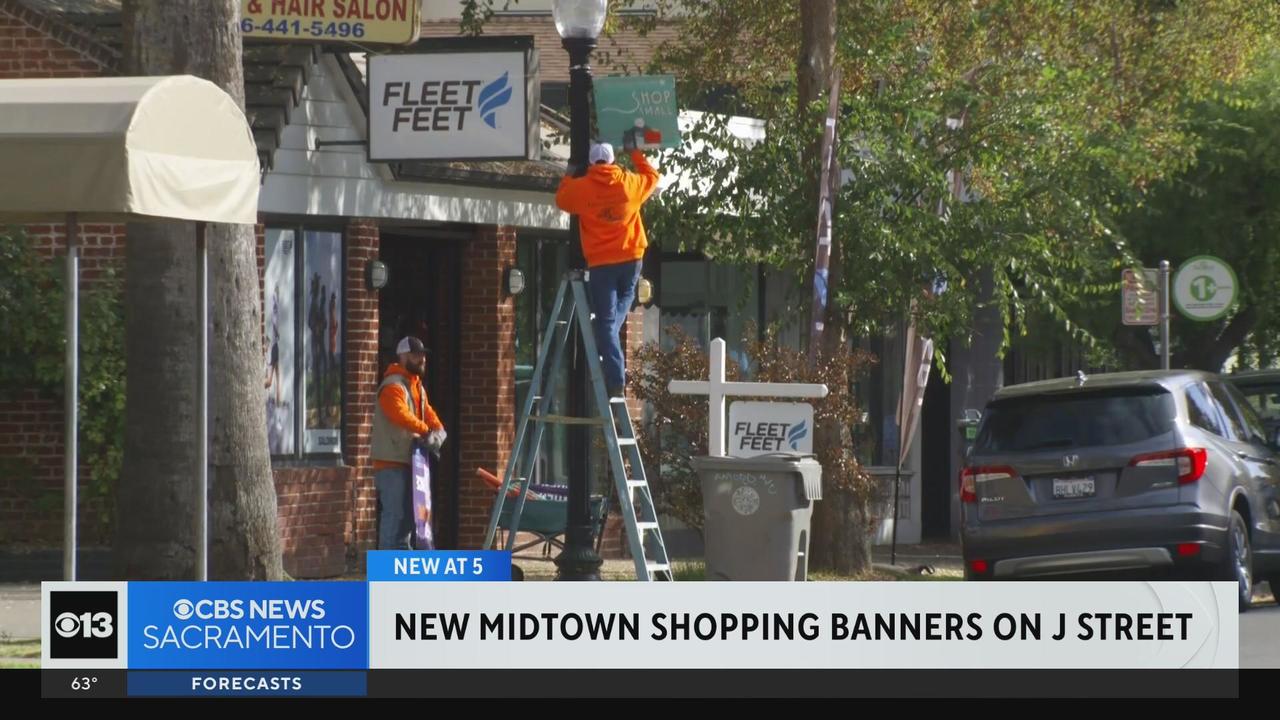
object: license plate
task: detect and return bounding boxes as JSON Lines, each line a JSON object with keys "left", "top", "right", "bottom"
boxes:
{"left": 1053, "top": 477, "right": 1095, "bottom": 499}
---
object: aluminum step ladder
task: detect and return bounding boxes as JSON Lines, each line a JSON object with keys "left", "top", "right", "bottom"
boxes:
{"left": 483, "top": 270, "right": 673, "bottom": 581}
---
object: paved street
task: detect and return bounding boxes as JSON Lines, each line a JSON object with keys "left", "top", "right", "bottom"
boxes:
{"left": 1240, "top": 599, "right": 1280, "bottom": 670}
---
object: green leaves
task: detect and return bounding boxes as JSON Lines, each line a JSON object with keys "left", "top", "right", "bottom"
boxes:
{"left": 1113, "top": 48, "right": 1280, "bottom": 370}
{"left": 0, "top": 228, "right": 124, "bottom": 539}
{"left": 637, "top": 0, "right": 1273, "bottom": 358}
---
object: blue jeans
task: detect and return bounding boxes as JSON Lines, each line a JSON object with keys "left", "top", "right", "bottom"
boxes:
{"left": 587, "top": 260, "right": 642, "bottom": 390}
{"left": 375, "top": 466, "right": 413, "bottom": 550}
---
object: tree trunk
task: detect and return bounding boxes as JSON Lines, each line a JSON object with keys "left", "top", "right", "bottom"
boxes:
{"left": 115, "top": 0, "right": 282, "bottom": 580}
{"left": 1179, "top": 306, "right": 1257, "bottom": 372}
{"left": 797, "top": 0, "right": 836, "bottom": 112}
{"left": 116, "top": 220, "right": 198, "bottom": 579}
{"left": 796, "top": 0, "right": 837, "bottom": 328}
{"left": 810, "top": 475, "right": 872, "bottom": 576}
{"left": 796, "top": 0, "right": 871, "bottom": 574}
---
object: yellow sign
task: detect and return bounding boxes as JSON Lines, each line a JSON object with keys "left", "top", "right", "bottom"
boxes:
{"left": 240, "top": 0, "right": 421, "bottom": 45}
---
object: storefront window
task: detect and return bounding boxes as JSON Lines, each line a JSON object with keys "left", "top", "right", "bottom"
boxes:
{"left": 513, "top": 237, "right": 570, "bottom": 485}
{"left": 264, "top": 226, "right": 344, "bottom": 459}
{"left": 658, "top": 258, "right": 757, "bottom": 374}
{"left": 264, "top": 229, "right": 297, "bottom": 455}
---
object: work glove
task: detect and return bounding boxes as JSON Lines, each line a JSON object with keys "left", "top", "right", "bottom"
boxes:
{"left": 425, "top": 428, "right": 447, "bottom": 455}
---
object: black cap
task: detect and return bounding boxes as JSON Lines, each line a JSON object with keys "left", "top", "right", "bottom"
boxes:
{"left": 395, "top": 336, "right": 426, "bottom": 355}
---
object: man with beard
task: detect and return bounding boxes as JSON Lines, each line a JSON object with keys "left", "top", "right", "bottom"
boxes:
{"left": 370, "top": 337, "right": 447, "bottom": 549}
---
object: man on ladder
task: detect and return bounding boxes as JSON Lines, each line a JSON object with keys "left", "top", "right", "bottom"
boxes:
{"left": 484, "top": 143, "right": 672, "bottom": 580}
{"left": 554, "top": 142, "right": 661, "bottom": 399}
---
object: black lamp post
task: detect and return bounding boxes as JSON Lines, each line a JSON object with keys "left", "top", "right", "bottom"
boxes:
{"left": 553, "top": 0, "right": 607, "bottom": 582}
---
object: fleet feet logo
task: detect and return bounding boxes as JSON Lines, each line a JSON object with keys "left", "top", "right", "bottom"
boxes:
{"left": 479, "top": 72, "right": 513, "bottom": 129}
{"left": 787, "top": 420, "right": 808, "bottom": 451}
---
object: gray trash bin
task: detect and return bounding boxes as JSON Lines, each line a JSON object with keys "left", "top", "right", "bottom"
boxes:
{"left": 692, "top": 454, "right": 822, "bottom": 581}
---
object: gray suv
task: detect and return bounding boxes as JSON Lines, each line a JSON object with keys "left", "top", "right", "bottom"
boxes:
{"left": 1229, "top": 370, "right": 1280, "bottom": 439}
{"left": 961, "top": 370, "right": 1280, "bottom": 610}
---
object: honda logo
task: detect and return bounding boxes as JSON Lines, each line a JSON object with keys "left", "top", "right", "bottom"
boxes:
{"left": 1063, "top": 454, "right": 1079, "bottom": 468}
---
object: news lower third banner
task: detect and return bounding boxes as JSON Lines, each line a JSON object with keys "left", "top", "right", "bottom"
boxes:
{"left": 41, "top": 551, "right": 1240, "bottom": 698}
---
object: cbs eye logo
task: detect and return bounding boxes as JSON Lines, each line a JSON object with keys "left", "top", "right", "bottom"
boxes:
{"left": 50, "top": 591, "right": 118, "bottom": 659}
{"left": 173, "top": 599, "right": 195, "bottom": 620}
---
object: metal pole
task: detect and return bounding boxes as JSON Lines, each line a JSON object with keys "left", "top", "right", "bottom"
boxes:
{"left": 890, "top": 463, "right": 902, "bottom": 566}
{"left": 556, "top": 35, "right": 603, "bottom": 582}
{"left": 197, "top": 222, "right": 209, "bottom": 581}
{"left": 1160, "top": 260, "right": 1171, "bottom": 370}
{"left": 64, "top": 214, "right": 79, "bottom": 581}
{"left": 890, "top": 319, "right": 906, "bottom": 567}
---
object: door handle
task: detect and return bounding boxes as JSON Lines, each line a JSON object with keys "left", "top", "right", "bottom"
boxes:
{"left": 1236, "top": 450, "right": 1277, "bottom": 466}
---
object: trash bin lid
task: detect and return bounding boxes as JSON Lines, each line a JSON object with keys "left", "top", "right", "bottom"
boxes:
{"left": 692, "top": 454, "right": 822, "bottom": 501}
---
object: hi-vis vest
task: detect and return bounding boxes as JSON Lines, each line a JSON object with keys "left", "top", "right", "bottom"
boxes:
{"left": 370, "top": 375, "right": 425, "bottom": 464}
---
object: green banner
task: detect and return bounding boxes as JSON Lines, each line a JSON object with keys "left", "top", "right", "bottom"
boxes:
{"left": 593, "top": 75, "right": 681, "bottom": 151}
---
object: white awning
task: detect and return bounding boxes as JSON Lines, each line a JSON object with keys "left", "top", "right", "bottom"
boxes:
{"left": 0, "top": 75, "right": 259, "bottom": 224}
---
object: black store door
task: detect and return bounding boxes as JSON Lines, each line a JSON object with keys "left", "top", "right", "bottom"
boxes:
{"left": 378, "top": 234, "right": 462, "bottom": 549}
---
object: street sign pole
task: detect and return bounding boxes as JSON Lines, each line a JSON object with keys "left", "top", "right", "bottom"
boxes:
{"left": 1159, "top": 260, "right": 1171, "bottom": 370}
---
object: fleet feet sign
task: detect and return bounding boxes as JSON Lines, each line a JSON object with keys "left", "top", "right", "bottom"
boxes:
{"left": 367, "top": 49, "right": 540, "bottom": 161}
{"left": 728, "top": 401, "right": 814, "bottom": 457}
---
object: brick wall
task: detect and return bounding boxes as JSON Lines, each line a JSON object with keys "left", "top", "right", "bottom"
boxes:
{"left": 343, "top": 218, "right": 380, "bottom": 561}
{"left": 457, "top": 225, "right": 518, "bottom": 548}
{"left": 420, "top": 16, "right": 679, "bottom": 82}
{"left": 623, "top": 304, "right": 645, "bottom": 417}
{"left": 0, "top": 0, "right": 115, "bottom": 79}
{"left": 275, "top": 467, "right": 351, "bottom": 578}
{"left": 26, "top": 223, "right": 128, "bottom": 279}
{"left": 0, "top": 221, "right": 126, "bottom": 546}
{"left": 0, "top": 391, "right": 99, "bottom": 546}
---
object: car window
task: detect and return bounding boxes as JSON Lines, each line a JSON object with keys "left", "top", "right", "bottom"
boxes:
{"left": 1220, "top": 382, "right": 1269, "bottom": 446}
{"left": 977, "top": 389, "right": 1174, "bottom": 453}
{"left": 1232, "top": 381, "right": 1280, "bottom": 424}
{"left": 1186, "top": 382, "right": 1229, "bottom": 438}
{"left": 1208, "top": 381, "right": 1247, "bottom": 442}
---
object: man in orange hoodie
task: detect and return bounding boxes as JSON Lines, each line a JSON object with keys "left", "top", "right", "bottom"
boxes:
{"left": 555, "top": 142, "right": 661, "bottom": 397}
{"left": 370, "top": 336, "right": 446, "bottom": 549}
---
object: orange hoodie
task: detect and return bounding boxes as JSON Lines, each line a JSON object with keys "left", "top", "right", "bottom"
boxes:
{"left": 555, "top": 150, "right": 660, "bottom": 268}
{"left": 373, "top": 363, "right": 444, "bottom": 470}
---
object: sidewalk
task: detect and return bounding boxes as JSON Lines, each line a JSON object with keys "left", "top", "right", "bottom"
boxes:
{"left": 872, "top": 542, "right": 963, "bottom": 578}
{"left": 0, "top": 584, "right": 40, "bottom": 642}
{"left": 0, "top": 543, "right": 966, "bottom": 642}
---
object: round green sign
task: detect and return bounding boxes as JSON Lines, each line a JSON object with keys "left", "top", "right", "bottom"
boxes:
{"left": 1172, "top": 255, "right": 1238, "bottom": 321}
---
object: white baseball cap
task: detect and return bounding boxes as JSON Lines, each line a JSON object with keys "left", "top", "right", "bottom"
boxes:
{"left": 589, "top": 142, "right": 615, "bottom": 165}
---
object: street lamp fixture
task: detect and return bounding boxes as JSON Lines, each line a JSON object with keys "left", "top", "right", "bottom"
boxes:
{"left": 553, "top": 0, "right": 607, "bottom": 39}
{"left": 554, "top": 0, "right": 608, "bottom": 582}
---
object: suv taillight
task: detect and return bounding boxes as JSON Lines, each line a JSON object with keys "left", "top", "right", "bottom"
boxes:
{"left": 1129, "top": 448, "right": 1207, "bottom": 484}
{"left": 959, "top": 466, "right": 1017, "bottom": 504}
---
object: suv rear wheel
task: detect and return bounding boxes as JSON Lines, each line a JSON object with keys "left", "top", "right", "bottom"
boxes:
{"left": 1219, "top": 511, "right": 1253, "bottom": 612}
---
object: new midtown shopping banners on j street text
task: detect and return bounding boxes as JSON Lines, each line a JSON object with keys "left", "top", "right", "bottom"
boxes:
{"left": 37, "top": 551, "right": 1240, "bottom": 699}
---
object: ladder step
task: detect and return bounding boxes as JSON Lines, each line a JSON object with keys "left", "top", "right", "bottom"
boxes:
{"left": 637, "top": 522, "right": 659, "bottom": 531}
{"left": 529, "top": 414, "right": 603, "bottom": 426}
{"left": 626, "top": 480, "right": 647, "bottom": 488}
{"left": 646, "top": 563, "right": 670, "bottom": 573}
{"left": 609, "top": 397, "right": 629, "bottom": 404}
{"left": 617, "top": 438, "right": 637, "bottom": 446}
